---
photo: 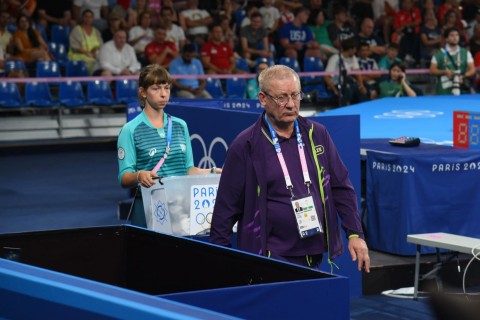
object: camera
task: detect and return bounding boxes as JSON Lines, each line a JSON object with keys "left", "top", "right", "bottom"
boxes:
{"left": 452, "top": 71, "right": 461, "bottom": 96}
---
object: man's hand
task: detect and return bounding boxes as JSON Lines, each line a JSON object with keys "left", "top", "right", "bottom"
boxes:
{"left": 348, "top": 237, "right": 370, "bottom": 272}
{"left": 445, "top": 69, "right": 455, "bottom": 79}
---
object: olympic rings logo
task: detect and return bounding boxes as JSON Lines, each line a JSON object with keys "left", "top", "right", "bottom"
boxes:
{"left": 374, "top": 110, "right": 444, "bottom": 119}
{"left": 190, "top": 134, "right": 228, "bottom": 168}
{"left": 196, "top": 212, "right": 213, "bottom": 225}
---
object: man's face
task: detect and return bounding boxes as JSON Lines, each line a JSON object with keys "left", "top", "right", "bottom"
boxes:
{"left": 182, "top": 51, "right": 194, "bottom": 63}
{"left": 211, "top": 26, "right": 224, "bottom": 42}
{"left": 154, "top": 28, "right": 167, "bottom": 43}
{"left": 297, "top": 10, "right": 310, "bottom": 24}
{"left": 336, "top": 11, "right": 347, "bottom": 23}
{"left": 402, "top": 0, "right": 413, "bottom": 11}
{"left": 361, "top": 19, "right": 374, "bottom": 36}
{"left": 387, "top": 47, "right": 398, "bottom": 59}
{"left": 358, "top": 46, "right": 370, "bottom": 58}
{"left": 140, "top": 13, "right": 152, "bottom": 26}
{"left": 114, "top": 31, "right": 127, "bottom": 49}
{"left": 161, "top": 10, "right": 172, "bottom": 23}
{"left": 446, "top": 31, "right": 459, "bottom": 46}
{"left": 251, "top": 16, "right": 262, "bottom": 30}
{"left": 259, "top": 76, "right": 301, "bottom": 126}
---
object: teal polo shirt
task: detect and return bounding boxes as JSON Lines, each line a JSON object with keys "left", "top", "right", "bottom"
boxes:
{"left": 117, "top": 110, "right": 194, "bottom": 183}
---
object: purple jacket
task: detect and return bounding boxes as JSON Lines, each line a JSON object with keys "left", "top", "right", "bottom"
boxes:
{"left": 210, "top": 113, "right": 364, "bottom": 261}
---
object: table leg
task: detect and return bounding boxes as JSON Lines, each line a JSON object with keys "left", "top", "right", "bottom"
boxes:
{"left": 414, "top": 244, "right": 421, "bottom": 300}
{"left": 435, "top": 248, "right": 443, "bottom": 292}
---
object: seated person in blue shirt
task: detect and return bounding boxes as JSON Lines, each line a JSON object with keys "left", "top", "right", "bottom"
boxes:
{"left": 169, "top": 44, "right": 212, "bottom": 99}
{"left": 117, "top": 64, "right": 220, "bottom": 227}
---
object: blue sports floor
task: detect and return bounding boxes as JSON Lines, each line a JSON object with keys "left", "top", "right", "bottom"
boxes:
{"left": 318, "top": 94, "right": 480, "bottom": 145}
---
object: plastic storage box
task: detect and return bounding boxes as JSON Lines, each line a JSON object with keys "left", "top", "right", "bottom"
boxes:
{"left": 141, "top": 174, "right": 220, "bottom": 236}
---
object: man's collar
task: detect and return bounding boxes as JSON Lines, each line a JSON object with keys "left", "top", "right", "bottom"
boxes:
{"left": 446, "top": 44, "right": 459, "bottom": 54}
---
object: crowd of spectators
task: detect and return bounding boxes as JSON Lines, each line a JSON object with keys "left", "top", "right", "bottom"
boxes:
{"left": 0, "top": 0, "right": 479, "bottom": 102}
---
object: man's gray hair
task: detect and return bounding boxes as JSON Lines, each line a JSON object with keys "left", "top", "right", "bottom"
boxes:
{"left": 258, "top": 65, "right": 301, "bottom": 92}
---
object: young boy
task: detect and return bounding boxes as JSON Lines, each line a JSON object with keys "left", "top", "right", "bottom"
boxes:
{"left": 357, "top": 42, "right": 380, "bottom": 100}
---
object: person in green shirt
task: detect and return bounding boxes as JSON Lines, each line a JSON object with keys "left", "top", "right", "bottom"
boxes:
{"left": 429, "top": 27, "right": 476, "bottom": 95}
{"left": 117, "top": 64, "right": 222, "bottom": 227}
{"left": 379, "top": 62, "right": 417, "bottom": 98}
{"left": 308, "top": 9, "right": 337, "bottom": 57}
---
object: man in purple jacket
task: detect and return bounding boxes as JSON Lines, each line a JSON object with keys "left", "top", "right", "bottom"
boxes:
{"left": 210, "top": 65, "right": 370, "bottom": 271}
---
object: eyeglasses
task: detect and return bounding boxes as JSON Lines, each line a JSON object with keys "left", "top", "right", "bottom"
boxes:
{"left": 263, "top": 91, "right": 305, "bottom": 106}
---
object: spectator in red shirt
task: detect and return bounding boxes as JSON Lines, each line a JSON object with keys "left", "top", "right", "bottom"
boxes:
{"left": 144, "top": 25, "right": 179, "bottom": 69}
{"left": 437, "top": 0, "right": 462, "bottom": 27}
{"left": 392, "top": 0, "right": 422, "bottom": 65}
{"left": 200, "top": 24, "right": 244, "bottom": 74}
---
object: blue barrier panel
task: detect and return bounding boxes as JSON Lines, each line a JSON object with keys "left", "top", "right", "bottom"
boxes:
{"left": 0, "top": 226, "right": 349, "bottom": 319}
{"left": 126, "top": 99, "right": 263, "bottom": 122}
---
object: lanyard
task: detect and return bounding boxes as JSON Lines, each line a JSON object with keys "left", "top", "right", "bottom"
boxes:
{"left": 152, "top": 115, "right": 172, "bottom": 174}
{"left": 444, "top": 47, "right": 461, "bottom": 71}
{"left": 264, "top": 114, "right": 311, "bottom": 197}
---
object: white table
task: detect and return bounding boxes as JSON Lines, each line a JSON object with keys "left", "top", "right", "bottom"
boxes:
{"left": 406, "top": 233, "right": 480, "bottom": 300}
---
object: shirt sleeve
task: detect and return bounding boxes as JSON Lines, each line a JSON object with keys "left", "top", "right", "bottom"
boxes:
{"left": 127, "top": 45, "right": 140, "bottom": 73}
{"left": 117, "top": 122, "right": 137, "bottom": 184}
{"left": 467, "top": 50, "right": 474, "bottom": 63}
{"left": 325, "top": 54, "right": 338, "bottom": 73}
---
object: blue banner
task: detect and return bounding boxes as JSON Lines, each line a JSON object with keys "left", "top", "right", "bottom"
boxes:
{"left": 126, "top": 99, "right": 264, "bottom": 122}
{"left": 366, "top": 146, "right": 480, "bottom": 255}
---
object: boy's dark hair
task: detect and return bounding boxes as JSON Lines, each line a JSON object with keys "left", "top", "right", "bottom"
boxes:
{"left": 443, "top": 27, "right": 459, "bottom": 39}
{"left": 250, "top": 12, "right": 263, "bottom": 20}
{"left": 332, "top": 4, "right": 347, "bottom": 17}
{"left": 182, "top": 43, "right": 196, "bottom": 53}
{"left": 294, "top": 7, "right": 310, "bottom": 17}
{"left": 341, "top": 38, "right": 357, "bottom": 51}
{"left": 389, "top": 61, "right": 406, "bottom": 73}
{"left": 358, "top": 41, "right": 370, "bottom": 51}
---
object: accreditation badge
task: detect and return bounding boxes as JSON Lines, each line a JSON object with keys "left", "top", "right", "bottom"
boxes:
{"left": 291, "top": 195, "right": 323, "bottom": 239}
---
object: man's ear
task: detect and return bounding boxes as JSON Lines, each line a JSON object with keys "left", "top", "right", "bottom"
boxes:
{"left": 258, "top": 91, "right": 267, "bottom": 106}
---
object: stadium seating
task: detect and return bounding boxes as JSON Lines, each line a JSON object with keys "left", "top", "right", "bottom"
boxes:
{"left": 87, "top": 80, "right": 115, "bottom": 105}
{"left": 4, "top": 60, "right": 27, "bottom": 75}
{"left": 302, "top": 56, "right": 334, "bottom": 99}
{"left": 48, "top": 42, "right": 68, "bottom": 66}
{"left": 279, "top": 57, "right": 301, "bottom": 72}
{"left": 205, "top": 78, "right": 224, "bottom": 98}
{"left": 59, "top": 81, "right": 86, "bottom": 107}
{"left": 36, "top": 61, "right": 61, "bottom": 86}
{"left": 256, "top": 57, "right": 274, "bottom": 67}
{"left": 115, "top": 79, "right": 138, "bottom": 104}
{"left": 50, "top": 24, "right": 70, "bottom": 48}
{"left": 25, "top": 82, "right": 56, "bottom": 107}
{"left": 0, "top": 82, "right": 23, "bottom": 108}
{"left": 235, "top": 58, "right": 250, "bottom": 72}
{"left": 226, "top": 78, "right": 247, "bottom": 98}
{"left": 65, "top": 60, "right": 89, "bottom": 77}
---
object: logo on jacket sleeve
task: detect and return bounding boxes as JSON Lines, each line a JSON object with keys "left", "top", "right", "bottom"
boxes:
{"left": 118, "top": 148, "right": 125, "bottom": 160}
{"left": 315, "top": 145, "right": 324, "bottom": 155}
